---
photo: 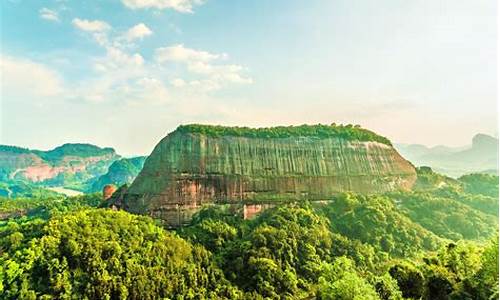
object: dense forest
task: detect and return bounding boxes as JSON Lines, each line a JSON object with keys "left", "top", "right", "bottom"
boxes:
{"left": 176, "top": 123, "right": 393, "bottom": 145}
{"left": 0, "top": 171, "right": 498, "bottom": 299}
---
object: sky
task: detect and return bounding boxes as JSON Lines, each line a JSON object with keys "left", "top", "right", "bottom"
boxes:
{"left": 0, "top": 0, "right": 497, "bottom": 156}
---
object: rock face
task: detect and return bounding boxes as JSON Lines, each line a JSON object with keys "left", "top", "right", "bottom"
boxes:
{"left": 103, "top": 184, "right": 118, "bottom": 200}
{"left": 121, "top": 124, "right": 417, "bottom": 226}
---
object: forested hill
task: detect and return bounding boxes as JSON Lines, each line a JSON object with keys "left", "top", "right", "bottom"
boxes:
{"left": 0, "top": 170, "right": 497, "bottom": 299}
{"left": 0, "top": 143, "right": 120, "bottom": 191}
{"left": 88, "top": 156, "right": 147, "bottom": 193}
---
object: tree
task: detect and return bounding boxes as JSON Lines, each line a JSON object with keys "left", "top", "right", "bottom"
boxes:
{"left": 317, "top": 257, "right": 379, "bottom": 300}
{"left": 389, "top": 261, "right": 425, "bottom": 299}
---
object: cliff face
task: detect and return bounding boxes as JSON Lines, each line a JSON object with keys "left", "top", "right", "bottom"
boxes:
{"left": 123, "top": 126, "right": 417, "bottom": 225}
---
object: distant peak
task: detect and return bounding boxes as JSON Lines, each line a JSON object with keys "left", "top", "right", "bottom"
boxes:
{"left": 51, "top": 143, "right": 115, "bottom": 153}
{"left": 472, "top": 133, "right": 498, "bottom": 147}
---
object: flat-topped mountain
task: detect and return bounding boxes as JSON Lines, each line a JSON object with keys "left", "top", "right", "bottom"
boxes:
{"left": 118, "top": 124, "right": 417, "bottom": 225}
{"left": 0, "top": 143, "right": 120, "bottom": 191}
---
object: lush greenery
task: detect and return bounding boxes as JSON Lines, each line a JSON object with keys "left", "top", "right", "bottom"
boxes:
{"left": 88, "top": 156, "right": 147, "bottom": 193}
{"left": 33, "top": 143, "right": 116, "bottom": 162}
{"left": 0, "top": 170, "right": 498, "bottom": 299}
{"left": 0, "top": 194, "right": 101, "bottom": 225}
{"left": 0, "top": 181, "right": 61, "bottom": 199}
{"left": 459, "top": 173, "right": 499, "bottom": 198}
{"left": 179, "top": 200, "right": 497, "bottom": 299}
{"left": 0, "top": 145, "right": 31, "bottom": 154}
{"left": 388, "top": 191, "right": 497, "bottom": 241}
{"left": 0, "top": 143, "right": 116, "bottom": 163}
{"left": 0, "top": 143, "right": 119, "bottom": 192}
{"left": 176, "top": 123, "right": 393, "bottom": 145}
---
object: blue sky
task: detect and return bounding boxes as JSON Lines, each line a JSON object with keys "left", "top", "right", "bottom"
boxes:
{"left": 1, "top": 0, "right": 497, "bottom": 155}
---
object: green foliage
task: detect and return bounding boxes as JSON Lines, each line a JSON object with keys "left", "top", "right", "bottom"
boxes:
{"left": 34, "top": 143, "right": 116, "bottom": 162}
{"left": 0, "top": 181, "right": 61, "bottom": 199}
{"left": 0, "top": 143, "right": 119, "bottom": 192}
{"left": 414, "top": 166, "right": 461, "bottom": 191}
{"left": 431, "top": 187, "right": 498, "bottom": 217}
{"left": 89, "top": 156, "right": 147, "bottom": 192}
{"left": 388, "top": 191, "right": 497, "bottom": 240}
{"left": 320, "top": 193, "right": 441, "bottom": 257}
{"left": 459, "top": 173, "right": 499, "bottom": 198}
{"left": 180, "top": 204, "right": 333, "bottom": 298}
{"left": 329, "top": 232, "right": 380, "bottom": 271}
{"left": 389, "top": 261, "right": 425, "bottom": 299}
{"left": 0, "top": 209, "right": 241, "bottom": 299}
{"left": 317, "top": 257, "right": 380, "bottom": 300}
{"left": 176, "top": 123, "right": 393, "bottom": 145}
{"left": 0, "top": 193, "right": 101, "bottom": 224}
{"left": 0, "top": 170, "right": 498, "bottom": 299}
{"left": 0, "top": 145, "right": 31, "bottom": 154}
{"left": 372, "top": 274, "right": 404, "bottom": 300}
{"left": 470, "top": 236, "right": 499, "bottom": 300}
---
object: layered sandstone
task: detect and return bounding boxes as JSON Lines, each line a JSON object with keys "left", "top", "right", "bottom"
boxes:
{"left": 121, "top": 124, "right": 417, "bottom": 225}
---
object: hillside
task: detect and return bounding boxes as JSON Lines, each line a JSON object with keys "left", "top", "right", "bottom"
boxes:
{"left": 88, "top": 156, "right": 147, "bottom": 192}
{"left": 396, "top": 134, "right": 498, "bottom": 177}
{"left": 0, "top": 143, "right": 120, "bottom": 191}
{"left": 118, "top": 124, "right": 417, "bottom": 226}
{"left": 1, "top": 160, "right": 497, "bottom": 299}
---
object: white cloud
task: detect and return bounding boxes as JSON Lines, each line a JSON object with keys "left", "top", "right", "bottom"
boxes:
{"left": 39, "top": 8, "right": 59, "bottom": 22}
{"left": 155, "top": 44, "right": 221, "bottom": 63}
{"left": 121, "top": 0, "right": 204, "bottom": 13}
{"left": 155, "top": 44, "right": 252, "bottom": 90}
{"left": 105, "top": 46, "right": 144, "bottom": 68}
{"left": 170, "top": 78, "right": 186, "bottom": 87}
{"left": 0, "top": 55, "right": 64, "bottom": 98}
{"left": 124, "top": 23, "right": 153, "bottom": 42}
{"left": 125, "top": 77, "right": 170, "bottom": 105}
{"left": 72, "top": 18, "right": 111, "bottom": 32}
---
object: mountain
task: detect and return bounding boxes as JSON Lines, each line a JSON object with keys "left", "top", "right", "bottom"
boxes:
{"left": 395, "top": 134, "right": 498, "bottom": 177}
{"left": 88, "top": 156, "right": 147, "bottom": 192}
{"left": 113, "top": 124, "right": 417, "bottom": 226}
{"left": 0, "top": 143, "right": 120, "bottom": 191}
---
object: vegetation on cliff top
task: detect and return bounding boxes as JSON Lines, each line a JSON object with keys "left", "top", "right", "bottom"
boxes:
{"left": 176, "top": 123, "right": 392, "bottom": 146}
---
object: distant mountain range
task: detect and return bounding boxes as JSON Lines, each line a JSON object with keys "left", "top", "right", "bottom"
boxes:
{"left": 395, "top": 134, "right": 498, "bottom": 178}
{"left": 0, "top": 143, "right": 147, "bottom": 197}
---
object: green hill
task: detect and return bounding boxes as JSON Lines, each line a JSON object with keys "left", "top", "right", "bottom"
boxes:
{"left": 88, "top": 156, "right": 147, "bottom": 192}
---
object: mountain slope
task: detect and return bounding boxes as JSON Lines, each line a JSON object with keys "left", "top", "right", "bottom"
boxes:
{"left": 88, "top": 156, "right": 147, "bottom": 192}
{"left": 0, "top": 143, "right": 120, "bottom": 191}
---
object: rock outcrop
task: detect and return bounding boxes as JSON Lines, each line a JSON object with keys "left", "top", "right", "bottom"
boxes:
{"left": 103, "top": 184, "right": 118, "bottom": 200}
{"left": 120, "top": 124, "right": 417, "bottom": 226}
